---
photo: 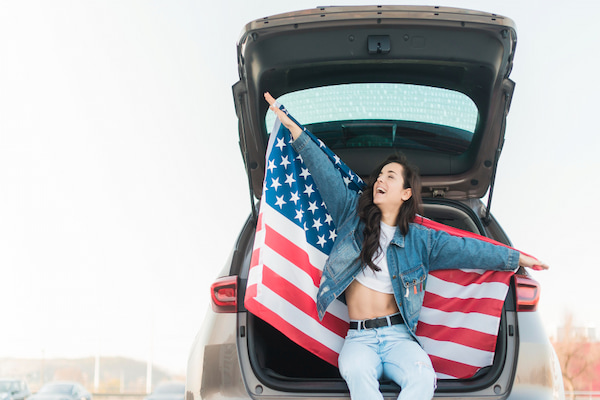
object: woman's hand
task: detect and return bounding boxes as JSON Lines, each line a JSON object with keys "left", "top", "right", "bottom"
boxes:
{"left": 518, "top": 253, "right": 549, "bottom": 271}
{"left": 264, "top": 92, "right": 303, "bottom": 140}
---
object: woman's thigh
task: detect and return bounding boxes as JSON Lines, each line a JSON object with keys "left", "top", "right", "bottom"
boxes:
{"left": 379, "top": 325, "right": 436, "bottom": 398}
{"left": 338, "top": 328, "right": 383, "bottom": 378}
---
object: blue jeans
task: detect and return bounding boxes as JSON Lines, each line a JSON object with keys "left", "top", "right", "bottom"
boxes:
{"left": 338, "top": 324, "right": 436, "bottom": 400}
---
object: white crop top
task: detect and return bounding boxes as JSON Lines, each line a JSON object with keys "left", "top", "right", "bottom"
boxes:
{"left": 355, "top": 221, "right": 396, "bottom": 294}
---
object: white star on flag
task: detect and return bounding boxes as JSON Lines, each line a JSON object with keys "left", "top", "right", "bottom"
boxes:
{"left": 275, "top": 137, "right": 286, "bottom": 151}
{"left": 289, "top": 191, "right": 300, "bottom": 205}
{"left": 270, "top": 177, "right": 281, "bottom": 191}
{"left": 304, "top": 184, "right": 315, "bottom": 197}
{"left": 285, "top": 173, "right": 296, "bottom": 187}
{"left": 307, "top": 201, "right": 319, "bottom": 214}
{"left": 280, "top": 155, "right": 291, "bottom": 169}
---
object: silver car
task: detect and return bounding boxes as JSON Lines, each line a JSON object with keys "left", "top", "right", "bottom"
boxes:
{"left": 0, "top": 379, "right": 30, "bottom": 400}
{"left": 145, "top": 382, "right": 185, "bottom": 400}
{"left": 28, "top": 382, "right": 91, "bottom": 400}
{"left": 186, "top": 5, "right": 564, "bottom": 400}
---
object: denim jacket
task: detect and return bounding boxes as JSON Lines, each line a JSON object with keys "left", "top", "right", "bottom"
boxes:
{"left": 291, "top": 131, "right": 520, "bottom": 342}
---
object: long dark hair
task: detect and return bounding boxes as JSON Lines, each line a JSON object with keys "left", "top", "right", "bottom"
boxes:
{"left": 357, "top": 154, "right": 422, "bottom": 272}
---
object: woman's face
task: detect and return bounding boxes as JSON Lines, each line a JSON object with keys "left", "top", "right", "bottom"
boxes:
{"left": 373, "top": 162, "right": 412, "bottom": 211}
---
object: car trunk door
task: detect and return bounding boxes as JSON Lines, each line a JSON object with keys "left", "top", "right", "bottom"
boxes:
{"left": 233, "top": 6, "right": 517, "bottom": 205}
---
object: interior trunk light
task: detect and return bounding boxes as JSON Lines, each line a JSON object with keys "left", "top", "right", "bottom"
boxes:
{"left": 211, "top": 276, "right": 238, "bottom": 313}
{"left": 515, "top": 274, "right": 541, "bottom": 312}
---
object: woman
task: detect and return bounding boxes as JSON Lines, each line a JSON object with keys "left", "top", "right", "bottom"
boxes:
{"left": 264, "top": 92, "right": 548, "bottom": 400}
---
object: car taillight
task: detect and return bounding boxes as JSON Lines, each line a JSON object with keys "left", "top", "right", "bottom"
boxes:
{"left": 515, "top": 274, "right": 541, "bottom": 312}
{"left": 211, "top": 276, "right": 238, "bottom": 313}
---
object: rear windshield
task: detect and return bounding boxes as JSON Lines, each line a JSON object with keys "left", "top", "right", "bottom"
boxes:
{"left": 266, "top": 83, "right": 479, "bottom": 155}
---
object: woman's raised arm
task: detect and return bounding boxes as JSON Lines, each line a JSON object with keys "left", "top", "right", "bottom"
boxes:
{"left": 264, "top": 92, "right": 303, "bottom": 140}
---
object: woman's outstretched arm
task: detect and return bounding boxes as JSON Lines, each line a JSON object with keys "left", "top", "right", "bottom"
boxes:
{"left": 519, "top": 253, "right": 549, "bottom": 270}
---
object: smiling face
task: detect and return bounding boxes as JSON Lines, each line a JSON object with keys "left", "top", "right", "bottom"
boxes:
{"left": 373, "top": 162, "right": 413, "bottom": 217}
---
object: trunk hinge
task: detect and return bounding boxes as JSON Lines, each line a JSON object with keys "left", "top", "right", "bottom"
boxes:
{"left": 233, "top": 82, "right": 258, "bottom": 223}
{"left": 483, "top": 88, "right": 512, "bottom": 225}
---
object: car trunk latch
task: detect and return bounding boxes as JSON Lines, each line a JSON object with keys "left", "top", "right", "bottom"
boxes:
{"left": 431, "top": 188, "right": 447, "bottom": 198}
{"left": 368, "top": 35, "right": 391, "bottom": 54}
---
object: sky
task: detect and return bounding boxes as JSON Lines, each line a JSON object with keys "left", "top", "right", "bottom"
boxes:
{"left": 1, "top": 0, "right": 599, "bottom": 376}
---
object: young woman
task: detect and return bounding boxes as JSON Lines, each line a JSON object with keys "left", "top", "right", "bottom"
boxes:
{"left": 264, "top": 92, "right": 548, "bottom": 400}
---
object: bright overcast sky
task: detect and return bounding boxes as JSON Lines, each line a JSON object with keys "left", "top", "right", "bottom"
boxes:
{"left": 1, "top": 0, "right": 599, "bottom": 375}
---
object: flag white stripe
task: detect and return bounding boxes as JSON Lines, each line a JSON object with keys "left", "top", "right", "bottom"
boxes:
{"left": 426, "top": 274, "right": 509, "bottom": 300}
{"left": 259, "top": 246, "right": 318, "bottom": 294}
{"left": 253, "top": 284, "right": 345, "bottom": 352}
{"left": 419, "top": 336, "right": 494, "bottom": 368}
{"left": 419, "top": 307, "right": 501, "bottom": 335}
{"left": 435, "top": 372, "right": 457, "bottom": 380}
{"left": 247, "top": 262, "right": 263, "bottom": 287}
{"left": 265, "top": 118, "right": 282, "bottom": 156}
{"left": 326, "top": 299, "right": 350, "bottom": 322}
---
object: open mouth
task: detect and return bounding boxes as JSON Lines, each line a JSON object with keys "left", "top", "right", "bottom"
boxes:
{"left": 376, "top": 187, "right": 386, "bottom": 195}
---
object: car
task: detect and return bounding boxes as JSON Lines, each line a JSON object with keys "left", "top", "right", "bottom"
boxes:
{"left": 28, "top": 382, "right": 91, "bottom": 400}
{"left": 185, "top": 5, "right": 565, "bottom": 400}
{"left": 144, "top": 382, "right": 185, "bottom": 400}
{"left": 0, "top": 379, "right": 30, "bottom": 400}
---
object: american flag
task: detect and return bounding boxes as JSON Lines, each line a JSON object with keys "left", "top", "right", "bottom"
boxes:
{"left": 244, "top": 106, "right": 514, "bottom": 379}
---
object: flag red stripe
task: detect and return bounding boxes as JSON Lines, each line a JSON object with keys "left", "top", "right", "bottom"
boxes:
{"left": 422, "top": 292, "right": 505, "bottom": 316}
{"left": 264, "top": 223, "right": 322, "bottom": 287}
{"left": 245, "top": 296, "right": 340, "bottom": 366}
{"left": 250, "top": 247, "right": 261, "bottom": 269}
{"left": 430, "top": 269, "right": 512, "bottom": 287}
{"left": 417, "top": 322, "right": 498, "bottom": 351}
{"left": 262, "top": 265, "right": 349, "bottom": 338}
{"left": 428, "top": 355, "right": 480, "bottom": 379}
{"left": 256, "top": 211, "right": 263, "bottom": 232}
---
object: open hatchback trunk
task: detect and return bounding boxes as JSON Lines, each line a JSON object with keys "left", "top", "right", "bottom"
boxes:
{"left": 232, "top": 5, "right": 521, "bottom": 397}
{"left": 233, "top": 5, "right": 517, "bottom": 203}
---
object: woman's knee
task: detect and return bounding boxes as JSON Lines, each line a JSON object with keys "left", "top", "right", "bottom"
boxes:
{"left": 401, "top": 361, "right": 436, "bottom": 397}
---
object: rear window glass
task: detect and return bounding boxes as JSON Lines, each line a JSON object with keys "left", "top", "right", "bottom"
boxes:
{"left": 266, "top": 83, "right": 479, "bottom": 155}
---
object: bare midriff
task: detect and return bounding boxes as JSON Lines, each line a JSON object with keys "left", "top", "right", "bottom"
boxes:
{"left": 345, "top": 280, "right": 400, "bottom": 320}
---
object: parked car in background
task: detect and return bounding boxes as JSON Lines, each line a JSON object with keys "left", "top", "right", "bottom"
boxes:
{"left": 185, "top": 5, "right": 565, "bottom": 400}
{"left": 28, "top": 382, "right": 91, "bottom": 400}
{"left": 144, "top": 382, "right": 184, "bottom": 400}
{"left": 0, "top": 379, "right": 30, "bottom": 400}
